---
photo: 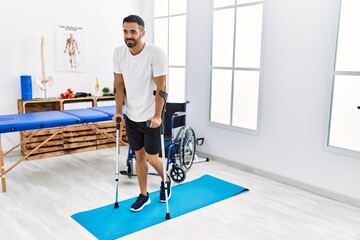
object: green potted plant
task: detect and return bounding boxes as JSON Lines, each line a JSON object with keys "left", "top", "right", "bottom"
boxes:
{"left": 102, "top": 87, "right": 110, "bottom": 96}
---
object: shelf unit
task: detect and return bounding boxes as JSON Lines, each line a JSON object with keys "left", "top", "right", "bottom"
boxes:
{"left": 17, "top": 96, "right": 126, "bottom": 160}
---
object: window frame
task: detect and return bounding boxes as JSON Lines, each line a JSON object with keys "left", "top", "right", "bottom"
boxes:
{"left": 153, "top": 0, "right": 187, "bottom": 103}
{"left": 209, "top": 0, "right": 265, "bottom": 135}
{"left": 325, "top": 0, "right": 360, "bottom": 158}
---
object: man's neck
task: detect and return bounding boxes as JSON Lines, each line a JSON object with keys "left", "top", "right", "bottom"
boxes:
{"left": 130, "top": 42, "right": 145, "bottom": 56}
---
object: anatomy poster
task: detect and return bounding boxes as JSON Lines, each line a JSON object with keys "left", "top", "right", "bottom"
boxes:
{"left": 54, "top": 25, "right": 86, "bottom": 72}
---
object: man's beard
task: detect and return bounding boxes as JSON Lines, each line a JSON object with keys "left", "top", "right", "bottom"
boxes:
{"left": 125, "top": 38, "right": 138, "bottom": 48}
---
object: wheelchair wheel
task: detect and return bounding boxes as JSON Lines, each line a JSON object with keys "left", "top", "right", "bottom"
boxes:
{"left": 127, "top": 159, "right": 134, "bottom": 179}
{"left": 170, "top": 165, "right": 186, "bottom": 183}
{"left": 179, "top": 126, "right": 196, "bottom": 171}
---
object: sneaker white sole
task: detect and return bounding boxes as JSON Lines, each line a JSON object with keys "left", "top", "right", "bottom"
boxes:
{"left": 130, "top": 197, "right": 151, "bottom": 212}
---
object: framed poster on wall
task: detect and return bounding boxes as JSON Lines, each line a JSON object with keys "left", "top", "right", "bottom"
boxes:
{"left": 54, "top": 24, "right": 86, "bottom": 72}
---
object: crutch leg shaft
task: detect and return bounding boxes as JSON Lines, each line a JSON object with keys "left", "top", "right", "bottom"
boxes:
{"left": 160, "top": 133, "right": 171, "bottom": 219}
{"left": 145, "top": 90, "right": 171, "bottom": 219}
{"left": 159, "top": 90, "right": 171, "bottom": 219}
{"left": 114, "top": 117, "right": 122, "bottom": 208}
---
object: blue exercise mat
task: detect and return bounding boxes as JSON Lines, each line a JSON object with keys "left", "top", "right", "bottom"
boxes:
{"left": 71, "top": 174, "right": 248, "bottom": 239}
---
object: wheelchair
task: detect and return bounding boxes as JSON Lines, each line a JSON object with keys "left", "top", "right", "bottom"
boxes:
{"left": 122, "top": 101, "right": 204, "bottom": 183}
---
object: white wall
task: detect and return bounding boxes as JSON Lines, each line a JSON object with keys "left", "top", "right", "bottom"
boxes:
{"left": 2, "top": 0, "right": 359, "bottom": 206}
{"left": 187, "top": 0, "right": 360, "bottom": 206}
{"left": 0, "top": 0, "right": 146, "bottom": 150}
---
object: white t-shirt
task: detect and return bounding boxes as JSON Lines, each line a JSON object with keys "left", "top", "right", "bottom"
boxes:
{"left": 113, "top": 43, "right": 167, "bottom": 122}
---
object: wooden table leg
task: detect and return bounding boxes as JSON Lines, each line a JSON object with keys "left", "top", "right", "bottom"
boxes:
{"left": 0, "top": 135, "right": 6, "bottom": 192}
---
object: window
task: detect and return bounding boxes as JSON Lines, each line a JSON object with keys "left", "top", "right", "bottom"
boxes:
{"left": 154, "top": 0, "right": 187, "bottom": 102}
{"left": 210, "top": 0, "right": 264, "bottom": 132}
{"left": 328, "top": 0, "right": 360, "bottom": 154}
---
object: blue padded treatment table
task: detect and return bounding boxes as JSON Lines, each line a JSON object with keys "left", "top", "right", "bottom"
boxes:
{"left": 90, "top": 105, "right": 127, "bottom": 120}
{"left": 89, "top": 106, "right": 127, "bottom": 146}
{"left": 62, "top": 108, "right": 111, "bottom": 123}
{"left": 0, "top": 108, "right": 113, "bottom": 134}
{"left": 0, "top": 111, "right": 81, "bottom": 134}
{"left": 90, "top": 105, "right": 116, "bottom": 117}
{"left": 0, "top": 107, "right": 124, "bottom": 193}
{"left": 62, "top": 107, "right": 121, "bottom": 146}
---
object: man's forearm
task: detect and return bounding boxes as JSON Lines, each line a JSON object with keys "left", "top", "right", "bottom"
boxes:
{"left": 115, "top": 91, "right": 124, "bottom": 113}
{"left": 113, "top": 82, "right": 125, "bottom": 115}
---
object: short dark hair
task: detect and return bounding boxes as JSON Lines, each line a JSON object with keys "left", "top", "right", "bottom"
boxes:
{"left": 123, "top": 15, "right": 145, "bottom": 29}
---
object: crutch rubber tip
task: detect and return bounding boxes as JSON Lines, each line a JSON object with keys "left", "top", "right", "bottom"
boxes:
{"left": 114, "top": 202, "right": 119, "bottom": 208}
{"left": 166, "top": 213, "right": 171, "bottom": 220}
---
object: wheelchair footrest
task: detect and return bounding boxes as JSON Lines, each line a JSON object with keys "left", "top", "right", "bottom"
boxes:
{"left": 119, "top": 170, "right": 159, "bottom": 177}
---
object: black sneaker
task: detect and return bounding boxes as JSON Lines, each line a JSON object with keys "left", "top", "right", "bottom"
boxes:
{"left": 130, "top": 193, "right": 151, "bottom": 212}
{"left": 160, "top": 176, "right": 172, "bottom": 202}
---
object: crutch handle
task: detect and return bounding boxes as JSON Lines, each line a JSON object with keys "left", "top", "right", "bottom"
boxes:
{"left": 116, "top": 117, "right": 122, "bottom": 130}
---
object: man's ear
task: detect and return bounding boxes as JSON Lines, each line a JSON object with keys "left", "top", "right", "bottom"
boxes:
{"left": 141, "top": 30, "right": 145, "bottom": 38}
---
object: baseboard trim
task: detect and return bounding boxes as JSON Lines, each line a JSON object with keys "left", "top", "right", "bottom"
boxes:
{"left": 197, "top": 151, "right": 360, "bottom": 209}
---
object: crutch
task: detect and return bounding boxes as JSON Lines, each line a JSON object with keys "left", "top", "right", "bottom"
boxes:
{"left": 114, "top": 116, "right": 122, "bottom": 208}
{"left": 147, "top": 90, "right": 171, "bottom": 219}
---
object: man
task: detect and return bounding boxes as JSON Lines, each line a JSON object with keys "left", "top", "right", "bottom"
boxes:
{"left": 112, "top": 15, "right": 171, "bottom": 212}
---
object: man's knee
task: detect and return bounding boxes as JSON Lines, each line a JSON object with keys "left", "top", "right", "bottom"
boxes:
{"left": 135, "top": 148, "right": 147, "bottom": 162}
{"left": 146, "top": 153, "right": 160, "bottom": 166}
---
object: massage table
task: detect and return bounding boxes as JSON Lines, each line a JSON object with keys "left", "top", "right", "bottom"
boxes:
{"left": 0, "top": 106, "right": 124, "bottom": 192}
